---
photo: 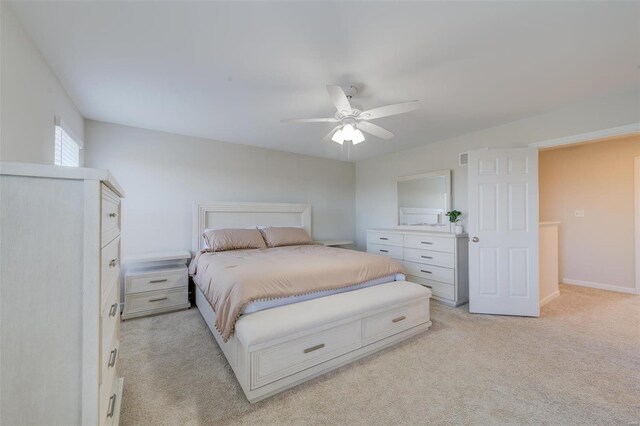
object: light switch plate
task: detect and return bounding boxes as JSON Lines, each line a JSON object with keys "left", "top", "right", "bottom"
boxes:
{"left": 574, "top": 210, "right": 585, "bottom": 217}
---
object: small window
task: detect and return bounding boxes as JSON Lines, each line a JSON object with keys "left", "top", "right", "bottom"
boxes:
{"left": 54, "top": 118, "right": 82, "bottom": 167}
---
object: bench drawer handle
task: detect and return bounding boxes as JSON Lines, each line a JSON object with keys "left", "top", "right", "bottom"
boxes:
{"left": 149, "top": 279, "right": 168, "bottom": 284}
{"left": 304, "top": 344, "right": 325, "bottom": 354}
{"left": 392, "top": 316, "right": 406, "bottom": 323}
{"left": 149, "top": 297, "right": 168, "bottom": 302}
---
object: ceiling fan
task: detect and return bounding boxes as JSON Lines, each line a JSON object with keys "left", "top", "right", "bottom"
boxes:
{"left": 282, "top": 85, "right": 420, "bottom": 145}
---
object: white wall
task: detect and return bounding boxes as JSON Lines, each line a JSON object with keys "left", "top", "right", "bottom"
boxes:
{"left": 355, "top": 90, "right": 640, "bottom": 249}
{"left": 84, "top": 120, "right": 355, "bottom": 256}
{"left": 0, "top": 4, "right": 84, "bottom": 164}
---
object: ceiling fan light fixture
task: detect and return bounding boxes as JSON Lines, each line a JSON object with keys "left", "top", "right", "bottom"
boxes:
{"left": 331, "top": 129, "right": 344, "bottom": 144}
{"left": 342, "top": 123, "right": 355, "bottom": 141}
{"left": 352, "top": 129, "right": 365, "bottom": 144}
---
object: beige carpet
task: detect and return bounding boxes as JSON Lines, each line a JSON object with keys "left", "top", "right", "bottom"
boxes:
{"left": 119, "top": 284, "right": 639, "bottom": 425}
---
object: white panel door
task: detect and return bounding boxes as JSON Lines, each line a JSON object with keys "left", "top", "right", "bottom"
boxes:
{"left": 468, "top": 148, "right": 539, "bottom": 316}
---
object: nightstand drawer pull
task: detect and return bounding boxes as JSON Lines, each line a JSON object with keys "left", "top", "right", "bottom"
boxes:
{"left": 109, "top": 303, "right": 118, "bottom": 317}
{"left": 149, "top": 279, "right": 168, "bottom": 284}
{"left": 379, "top": 249, "right": 389, "bottom": 253}
{"left": 107, "top": 393, "right": 116, "bottom": 418}
{"left": 421, "top": 256, "right": 433, "bottom": 259}
{"left": 420, "top": 270, "right": 432, "bottom": 274}
{"left": 108, "top": 348, "right": 118, "bottom": 367}
{"left": 149, "top": 297, "right": 168, "bottom": 302}
{"left": 392, "top": 315, "right": 406, "bottom": 323}
{"left": 303, "top": 343, "right": 325, "bottom": 354}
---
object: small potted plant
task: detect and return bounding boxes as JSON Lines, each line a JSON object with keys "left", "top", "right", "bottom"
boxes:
{"left": 446, "top": 210, "right": 464, "bottom": 234}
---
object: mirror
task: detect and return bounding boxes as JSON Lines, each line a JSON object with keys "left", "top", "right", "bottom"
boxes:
{"left": 397, "top": 170, "right": 451, "bottom": 230}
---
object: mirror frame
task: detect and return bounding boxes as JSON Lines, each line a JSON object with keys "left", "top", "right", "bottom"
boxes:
{"left": 396, "top": 169, "right": 452, "bottom": 231}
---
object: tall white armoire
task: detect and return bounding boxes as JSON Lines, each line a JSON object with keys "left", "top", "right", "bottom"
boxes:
{"left": 1, "top": 162, "right": 124, "bottom": 426}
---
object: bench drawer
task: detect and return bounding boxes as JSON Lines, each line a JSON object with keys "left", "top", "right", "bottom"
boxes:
{"left": 251, "top": 321, "right": 361, "bottom": 389}
{"left": 127, "top": 267, "right": 187, "bottom": 294}
{"left": 367, "top": 232, "right": 403, "bottom": 247}
{"left": 403, "top": 261, "right": 454, "bottom": 285}
{"left": 404, "top": 234, "right": 454, "bottom": 253}
{"left": 367, "top": 243, "right": 403, "bottom": 260}
{"left": 362, "top": 300, "right": 429, "bottom": 346}
{"left": 404, "top": 248, "right": 455, "bottom": 268}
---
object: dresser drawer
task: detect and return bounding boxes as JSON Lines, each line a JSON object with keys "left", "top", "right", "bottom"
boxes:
{"left": 362, "top": 300, "right": 429, "bottom": 346}
{"left": 101, "top": 328, "right": 120, "bottom": 388}
{"left": 100, "top": 360, "right": 121, "bottom": 426}
{"left": 367, "top": 243, "right": 403, "bottom": 260}
{"left": 367, "top": 232, "right": 403, "bottom": 247}
{"left": 124, "top": 287, "right": 188, "bottom": 318}
{"left": 404, "top": 234, "right": 454, "bottom": 253}
{"left": 126, "top": 266, "right": 187, "bottom": 294}
{"left": 403, "top": 261, "right": 454, "bottom": 284}
{"left": 251, "top": 321, "right": 361, "bottom": 390}
{"left": 101, "top": 279, "right": 120, "bottom": 354}
{"left": 408, "top": 275, "right": 456, "bottom": 301}
{"left": 101, "top": 184, "right": 121, "bottom": 247}
{"left": 404, "top": 248, "right": 455, "bottom": 268}
{"left": 101, "top": 237, "right": 121, "bottom": 305}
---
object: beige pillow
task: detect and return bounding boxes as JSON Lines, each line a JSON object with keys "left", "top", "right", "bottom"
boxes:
{"left": 203, "top": 228, "right": 267, "bottom": 252}
{"left": 259, "top": 227, "right": 314, "bottom": 248}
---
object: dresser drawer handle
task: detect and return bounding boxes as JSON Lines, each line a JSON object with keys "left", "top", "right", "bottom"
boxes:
{"left": 392, "top": 315, "right": 406, "bottom": 323}
{"left": 379, "top": 237, "right": 388, "bottom": 240}
{"left": 149, "top": 279, "right": 168, "bottom": 284}
{"left": 108, "top": 212, "right": 118, "bottom": 218}
{"left": 109, "top": 259, "right": 118, "bottom": 268}
{"left": 379, "top": 249, "right": 389, "bottom": 253}
{"left": 421, "top": 255, "right": 433, "bottom": 259}
{"left": 108, "top": 348, "right": 118, "bottom": 367}
{"left": 109, "top": 303, "right": 118, "bottom": 317}
{"left": 107, "top": 393, "right": 117, "bottom": 418}
{"left": 149, "top": 297, "right": 168, "bottom": 302}
{"left": 303, "top": 343, "right": 325, "bottom": 354}
{"left": 420, "top": 241, "right": 433, "bottom": 245}
{"left": 420, "top": 270, "right": 432, "bottom": 274}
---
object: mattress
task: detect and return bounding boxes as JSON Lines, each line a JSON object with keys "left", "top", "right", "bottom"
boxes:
{"left": 242, "top": 273, "right": 405, "bottom": 314}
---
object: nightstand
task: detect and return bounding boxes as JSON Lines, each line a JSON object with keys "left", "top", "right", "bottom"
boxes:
{"left": 316, "top": 240, "right": 354, "bottom": 248}
{"left": 122, "top": 250, "right": 191, "bottom": 320}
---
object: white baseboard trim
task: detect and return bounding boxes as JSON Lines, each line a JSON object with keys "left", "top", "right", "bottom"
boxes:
{"left": 562, "top": 278, "right": 638, "bottom": 294}
{"left": 540, "top": 290, "right": 560, "bottom": 307}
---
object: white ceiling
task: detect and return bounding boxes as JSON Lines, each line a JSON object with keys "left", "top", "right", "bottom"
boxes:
{"left": 9, "top": 1, "right": 640, "bottom": 162}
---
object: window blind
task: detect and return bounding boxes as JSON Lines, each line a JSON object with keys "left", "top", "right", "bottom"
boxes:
{"left": 54, "top": 124, "right": 81, "bottom": 167}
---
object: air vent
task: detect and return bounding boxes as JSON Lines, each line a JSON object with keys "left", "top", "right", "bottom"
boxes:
{"left": 459, "top": 152, "right": 469, "bottom": 166}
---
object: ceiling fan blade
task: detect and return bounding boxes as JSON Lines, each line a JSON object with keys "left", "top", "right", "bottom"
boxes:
{"left": 326, "top": 85, "right": 352, "bottom": 115}
{"left": 281, "top": 117, "right": 338, "bottom": 123}
{"left": 360, "top": 100, "right": 420, "bottom": 120}
{"left": 358, "top": 121, "right": 394, "bottom": 140}
{"left": 322, "top": 125, "right": 341, "bottom": 142}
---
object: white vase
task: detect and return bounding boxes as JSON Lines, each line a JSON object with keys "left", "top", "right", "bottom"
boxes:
{"left": 454, "top": 224, "right": 464, "bottom": 234}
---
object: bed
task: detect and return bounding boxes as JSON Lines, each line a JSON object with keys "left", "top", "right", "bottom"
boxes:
{"left": 191, "top": 202, "right": 432, "bottom": 403}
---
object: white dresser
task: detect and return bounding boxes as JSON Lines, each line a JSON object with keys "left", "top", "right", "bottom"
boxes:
{"left": 367, "top": 229, "right": 469, "bottom": 306}
{"left": 0, "top": 162, "right": 124, "bottom": 426}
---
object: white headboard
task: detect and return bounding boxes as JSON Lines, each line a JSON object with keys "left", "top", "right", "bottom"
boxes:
{"left": 192, "top": 202, "right": 312, "bottom": 252}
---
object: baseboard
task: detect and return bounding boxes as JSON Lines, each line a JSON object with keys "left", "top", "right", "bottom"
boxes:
{"left": 540, "top": 290, "right": 560, "bottom": 306}
{"left": 562, "top": 278, "right": 638, "bottom": 294}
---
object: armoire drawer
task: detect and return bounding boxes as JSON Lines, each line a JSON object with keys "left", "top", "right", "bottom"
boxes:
{"left": 367, "top": 232, "right": 403, "bottom": 247}
{"left": 403, "top": 248, "right": 455, "bottom": 268}
{"left": 127, "top": 266, "right": 187, "bottom": 294}
{"left": 250, "top": 321, "right": 361, "bottom": 390}
{"left": 101, "top": 237, "right": 121, "bottom": 304}
{"left": 362, "top": 300, "right": 429, "bottom": 346}
{"left": 101, "top": 185, "right": 121, "bottom": 247}
{"left": 403, "top": 261, "right": 455, "bottom": 285}
{"left": 404, "top": 234, "right": 454, "bottom": 253}
{"left": 367, "top": 243, "right": 403, "bottom": 260}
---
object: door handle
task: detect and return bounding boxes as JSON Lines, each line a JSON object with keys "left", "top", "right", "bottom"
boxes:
{"left": 472, "top": 237, "right": 479, "bottom": 242}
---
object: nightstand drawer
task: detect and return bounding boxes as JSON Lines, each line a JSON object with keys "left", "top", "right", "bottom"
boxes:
{"left": 127, "top": 266, "right": 187, "bottom": 294}
{"left": 123, "top": 287, "right": 189, "bottom": 319}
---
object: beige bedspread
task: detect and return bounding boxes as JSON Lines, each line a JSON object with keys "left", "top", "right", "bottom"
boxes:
{"left": 189, "top": 245, "right": 405, "bottom": 341}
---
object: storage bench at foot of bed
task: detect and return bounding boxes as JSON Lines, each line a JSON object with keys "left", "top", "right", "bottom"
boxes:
{"left": 195, "top": 281, "right": 432, "bottom": 403}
